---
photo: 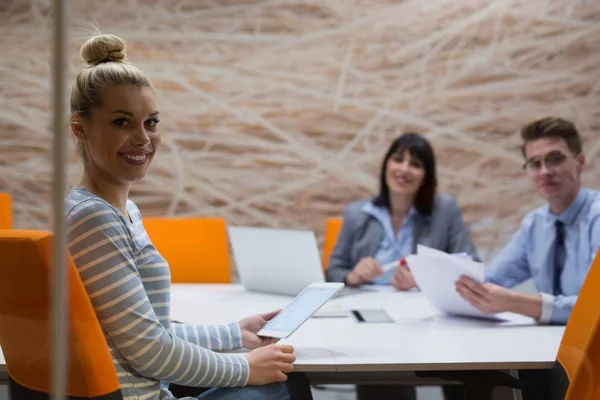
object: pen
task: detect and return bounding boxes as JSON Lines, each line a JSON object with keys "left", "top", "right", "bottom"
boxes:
{"left": 381, "top": 260, "right": 399, "bottom": 272}
{"left": 401, "top": 257, "right": 409, "bottom": 270}
{"left": 381, "top": 257, "right": 408, "bottom": 272}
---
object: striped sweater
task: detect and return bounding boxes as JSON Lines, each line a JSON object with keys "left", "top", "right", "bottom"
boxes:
{"left": 65, "top": 188, "right": 250, "bottom": 399}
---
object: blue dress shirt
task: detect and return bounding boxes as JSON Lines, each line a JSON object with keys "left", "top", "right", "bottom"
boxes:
{"left": 361, "top": 202, "right": 415, "bottom": 285}
{"left": 484, "top": 187, "right": 600, "bottom": 324}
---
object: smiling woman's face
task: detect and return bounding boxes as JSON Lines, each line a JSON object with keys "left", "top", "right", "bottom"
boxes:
{"left": 72, "top": 84, "right": 161, "bottom": 185}
{"left": 385, "top": 148, "right": 425, "bottom": 198}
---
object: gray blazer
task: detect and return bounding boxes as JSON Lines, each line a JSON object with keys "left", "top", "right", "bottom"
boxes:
{"left": 325, "top": 193, "right": 480, "bottom": 283}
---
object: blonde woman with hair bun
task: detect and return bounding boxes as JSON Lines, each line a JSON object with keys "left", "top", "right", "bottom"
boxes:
{"left": 65, "top": 33, "right": 313, "bottom": 400}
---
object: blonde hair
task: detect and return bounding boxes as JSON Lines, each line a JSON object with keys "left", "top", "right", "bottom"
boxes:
{"left": 70, "top": 33, "right": 153, "bottom": 163}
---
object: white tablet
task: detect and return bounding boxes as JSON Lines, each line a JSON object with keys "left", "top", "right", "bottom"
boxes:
{"left": 257, "top": 282, "right": 345, "bottom": 338}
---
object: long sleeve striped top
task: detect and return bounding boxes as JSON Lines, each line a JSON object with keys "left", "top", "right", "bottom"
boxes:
{"left": 65, "top": 188, "right": 250, "bottom": 399}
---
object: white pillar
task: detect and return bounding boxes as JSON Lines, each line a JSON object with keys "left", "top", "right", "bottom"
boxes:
{"left": 50, "top": 1, "right": 69, "bottom": 399}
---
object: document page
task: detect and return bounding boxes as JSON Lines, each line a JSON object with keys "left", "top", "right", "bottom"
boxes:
{"left": 407, "top": 246, "right": 507, "bottom": 321}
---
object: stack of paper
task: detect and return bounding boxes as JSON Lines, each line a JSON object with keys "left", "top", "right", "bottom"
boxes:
{"left": 406, "top": 245, "right": 505, "bottom": 321}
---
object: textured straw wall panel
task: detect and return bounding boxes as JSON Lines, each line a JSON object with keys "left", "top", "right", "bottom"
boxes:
{"left": 0, "top": 0, "right": 599, "bottom": 263}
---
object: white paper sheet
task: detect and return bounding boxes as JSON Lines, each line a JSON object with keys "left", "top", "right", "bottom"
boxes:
{"left": 416, "top": 244, "right": 472, "bottom": 260}
{"left": 407, "top": 246, "right": 507, "bottom": 321}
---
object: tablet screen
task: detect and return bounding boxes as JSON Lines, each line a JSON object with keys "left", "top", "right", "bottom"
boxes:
{"left": 259, "top": 285, "right": 341, "bottom": 336}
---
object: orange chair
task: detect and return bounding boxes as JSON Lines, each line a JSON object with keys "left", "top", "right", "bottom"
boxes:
{"left": 322, "top": 218, "right": 343, "bottom": 270}
{"left": 0, "top": 192, "right": 12, "bottom": 229}
{"left": 552, "top": 250, "right": 600, "bottom": 399}
{"left": 0, "top": 230, "right": 122, "bottom": 399}
{"left": 142, "top": 217, "right": 232, "bottom": 283}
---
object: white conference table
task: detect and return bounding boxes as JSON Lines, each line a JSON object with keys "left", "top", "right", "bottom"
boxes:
{"left": 0, "top": 283, "right": 566, "bottom": 393}
{"left": 169, "top": 285, "right": 565, "bottom": 375}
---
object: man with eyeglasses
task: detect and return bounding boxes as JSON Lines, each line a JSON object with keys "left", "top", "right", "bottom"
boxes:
{"left": 456, "top": 116, "right": 600, "bottom": 323}
{"left": 447, "top": 117, "right": 600, "bottom": 399}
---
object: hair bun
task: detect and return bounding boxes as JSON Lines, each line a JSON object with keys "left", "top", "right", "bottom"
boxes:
{"left": 81, "top": 34, "right": 127, "bottom": 66}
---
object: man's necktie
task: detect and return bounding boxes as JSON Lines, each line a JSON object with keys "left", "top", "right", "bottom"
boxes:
{"left": 554, "top": 220, "right": 566, "bottom": 296}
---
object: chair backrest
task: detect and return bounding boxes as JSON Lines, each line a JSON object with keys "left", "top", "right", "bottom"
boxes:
{"left": 322, "top": 218, "right": 343, "bottom": 270}
{"left": 0, "top": 192, "right": 12, "bottom": 229}
{"left": 0, "top": 230, "right": 121, "bottom": 399}
{"left": 552, "top": 250, "right": 600, "bottom": 400}
{"left": 142, "top": 217, "right": 232, "bottom": 283}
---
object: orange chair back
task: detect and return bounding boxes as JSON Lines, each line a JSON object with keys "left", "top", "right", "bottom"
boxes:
{"left": 0, "top": 193, "right": 12, "bottom": 229}
{"left": 0, "top": 230, "right": 120, "bottom": 398}
{"left": 143, "top": 217, "right": 232, "bottom": 283}
{"left": 322, "top": 218, "right": 343, "bottom": 270}
{"left": 554, "top": 250, "right": 600, "bottom": 399}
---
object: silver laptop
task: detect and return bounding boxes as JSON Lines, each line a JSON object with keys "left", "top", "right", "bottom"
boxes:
{"left": 228, "top": 226, "right": 326, "bottom": 296}
{"left": 228, "top": 226, "right": 370, "bottom": 297}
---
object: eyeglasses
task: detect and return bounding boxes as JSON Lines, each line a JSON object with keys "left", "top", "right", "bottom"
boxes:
{"left": 522, "top": 150, "right": 570, "bottom": 172}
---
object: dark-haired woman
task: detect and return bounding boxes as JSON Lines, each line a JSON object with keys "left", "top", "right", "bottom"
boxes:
{"left": 325, "top": 132, "right": 479, "bottom": 400}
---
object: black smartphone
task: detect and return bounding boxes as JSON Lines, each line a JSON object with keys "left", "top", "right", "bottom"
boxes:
{"left": 351, "top": 308, "right": 394, "bottom": 323}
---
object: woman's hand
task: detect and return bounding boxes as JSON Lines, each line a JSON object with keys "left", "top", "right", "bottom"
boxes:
{"left": 391, "top": 265, "right": 417, "bottom": 290}
{"left": 245, "top": 344, "right": 296, "bottom": 385}
{"left": 239, "top": 309, "right": 281, "bottom": 349}
{"left": 346, "top": 257, "right": 383, "bottom": 285}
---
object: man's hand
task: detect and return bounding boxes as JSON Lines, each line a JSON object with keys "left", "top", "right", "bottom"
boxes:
{"left": 239, "top": 310, "right": 281, "bottom": 349}
{"left": 455, "top": 276, "right": 514, "bottom": 314}
{"left": 456, "top": 275, "right": 543, "bottom": 320}
{"left": 391, "top": 265, "right": 417, "bottom": 290}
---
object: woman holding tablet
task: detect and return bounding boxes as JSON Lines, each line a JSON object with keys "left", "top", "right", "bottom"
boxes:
{"left": 65, "top": 32, "right": 312, "bottom": 399}
{"left": 325, "top": 132, "right": 479, "bottom": 400}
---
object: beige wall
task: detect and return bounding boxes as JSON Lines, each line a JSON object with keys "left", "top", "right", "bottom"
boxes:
{"left": 1, "top": 0, "right": 599, "bottom": 262}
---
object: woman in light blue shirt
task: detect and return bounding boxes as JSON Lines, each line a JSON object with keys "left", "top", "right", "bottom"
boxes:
{"left": 325, "top": 132, "right": 479, "bottom": 400}
{"left": 326, "top": 132, "right": 479, "bottom": 290}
